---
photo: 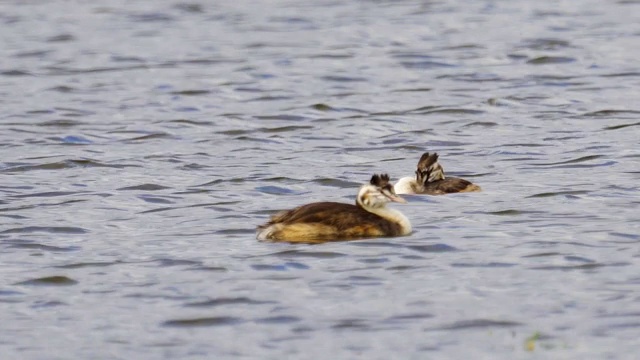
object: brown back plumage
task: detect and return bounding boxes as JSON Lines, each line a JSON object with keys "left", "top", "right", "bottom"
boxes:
{"left": 258, "top": 202, "right": 403, "bottom": 242}
{"left": 422, "top": 178, "right": 481, "bottom": 194}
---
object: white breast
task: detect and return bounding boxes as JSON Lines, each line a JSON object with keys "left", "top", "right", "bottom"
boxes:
{"left": 393, "top": 176, "right": 418, "bottom": 195}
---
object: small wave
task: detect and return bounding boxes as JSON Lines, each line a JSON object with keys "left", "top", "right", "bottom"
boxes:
{"left": 310, "top": 178, "right": 361, "bottom": 188}
{"left": 267, "top": 250, "right": 347, "bottom": 259}
{"left": 44, "top": 64, "right": 155, "bottom": 76}
{"left": 391, "top": 87, "right": 433, "bottom": 93}
{"left": 127, "top": 12, "right": 176, "bottom": 22}
{"left": 527, "top": 190, "right": 590, "bottom": 198}
{"left": 244, "top": 95, "right": 294, "bottom": 102}
{"left": 117, "top": 184, "right": 171, "bottom": 191}
{"left": 250, "top": 264, "right": 299, "bottom": 271}
{"left": 462, "top": 121, "right": 498, "bottom": 128}
{"left": 1, "top": 69, "right": 32, "bottom": 76}
{"left": 46, "top": 34, "right": 75, "bottom": 42}
{"left": 259, "top": 125, "right": 314, "bottom": 133}
{"left": 137, "top": 195, "right": 175, "bottom": 204}
{"left": 255, "top": 316, "right": 301, "bottom": 324}
{"left": 165, "top": 119, "right": 214, "bottom": 126}
{"left": 215, "top": 228, "right": 255, "bottom": 235}
{"left": 1, "top": 226, "right": 88, "bottom": 234}
{"left": 169, "top": 90, "right": 211, "bottom": 96}
{"left": 529, "top": 155, "right": 603, "bottom": 166}
{"left": 530, "top": 262, "right": 629, "bottom": 271}
{"left": 162, "top": 316, "right": 244, "bottom": 327}
{"left": 310, "top": 103, "right": 335, "bottom": 111}
{"left": 1, "top": 159, "right": 140, "bottom": 173}
{"left": 184, "top": 297, "right": 275, "bottom": 307}
{"left": 154, "top": 259, "right": 202, "bottom": 267}
{"left": 582, "top": 110, "right": 640, "bottom": 118}
{"left": 400, "top": 60, "right": 456, "bottom": 69}
{"left": 519, "top": 38, "right": 572, "bottom": 50}
{"left": 37, "top": 119, "right": 85, "bottom": 126}
{"left": 348, "top": 241, "right": 404, "bottom": 248}
{"left": 53, "top": 135, "right": 93, "bottom": 144}
{"left": 255, "top": 186, "right": 298, "bottom": 195}
{"left": 55, "top": 262, "right": 120, "bottom": 269}
{"left": 429, "top": 319, "right": 522, "bottom": 331}
{"left": 15, "top": 276, "right": 78, "bottom": 286}
{"left": 254, "top": 114, "right": 310, "bottom": 121}
{"left": 385, "top": 313, "right": 434, "bottom": 323}
{"left": 526, "top": 56, "right": 575, "bottom": 64}
{"left": 124, "top": 132, "right": 174, "bottom": 142}
{"left": 451, "top": 262, "right": 517, "bottom": 268}
{"left": 321, "top": 75, "right": 367, "bottom": 82}
{"left": 188, "top": 266, "right": 228, "bottom": 272}
{"left": 331, "top": 319, "right": 369, "bottom": 330}
{"left": 601, "top": 72, "right": 640, "bottom": 78}
{"left": 6, "top": 242, "right": 80, "bottom": 252}
{"left": 486, "top": 210, "right": 545, "bottom": 216}
{"left": 407, "top": 244, "right": 459, "bottom": 253}
{"left": 603, "top": 121, "right": 640, "bottom": 130}
{"left": 521, "top": 252, "right": 563, "bottom": 258}
{"left": 31, "top": 300, "right": 67, "bottom": 308}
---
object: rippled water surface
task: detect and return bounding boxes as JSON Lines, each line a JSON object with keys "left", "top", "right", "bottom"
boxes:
{"left": 2, "top": 0, "right": 640, "bottom": 358}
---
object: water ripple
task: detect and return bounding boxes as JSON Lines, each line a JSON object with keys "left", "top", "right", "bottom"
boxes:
{"left": 184, "top": 297, "right": 276, "bottom": 307}
{"left": 55, "top": 262, "right": 120, "bottom": 269}
{"left": 1, "top": 226, "right": 88, "bottom": 234}
{"left": 162, "top": 317, "right": 244, "bottom": 328}
{"left": 429, "top": 319, "right": 522, "bottom": 331}
{"left": 5, "top": 242, "right": 80, "bottom": 252}
{"left": 117, "top": 184, "right": 172, "bottom": 191}
{"left": 407, "top": 244, "right": 459, "bottom": 253}
{"left": 2, "top": 159, "right": 140, "bottom": 172}
{"left": 530, "top": 262, "right": 630, "bottom": 271}
{"left": 255, "top": 316, "right": 301, "bottom": 324}
{"left": 1, "top": 0, "right": 639, "bottom": 358}
{"left": 268, "top": 250, "right": 347, "bottom": 259}
{"left": 15, "top": 276, "right": 78, "bottom": 286}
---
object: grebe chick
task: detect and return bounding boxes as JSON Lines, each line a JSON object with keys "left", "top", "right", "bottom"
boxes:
{"left": 394, "top": 152, "right": 481, "bottom": 195}
{"left": 257, "top": 174, "right": 411, "bottom": 243}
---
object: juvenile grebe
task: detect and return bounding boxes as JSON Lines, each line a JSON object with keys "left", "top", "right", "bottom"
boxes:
{"left": 257, "top": 174, "right": 411, "bottom": 243}
{"left": 394, "top": 152, "right": 481, "bottom": 195}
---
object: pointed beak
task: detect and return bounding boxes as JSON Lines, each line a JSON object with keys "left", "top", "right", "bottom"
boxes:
{"left": 387, "top": 193, "right": 407, "bottom": 204}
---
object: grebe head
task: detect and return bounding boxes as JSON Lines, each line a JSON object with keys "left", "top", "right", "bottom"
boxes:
{"left": 416, "top": 152, "right": 445, "bottom": 185}
{"left": 357, "top": 173, "right": 407, "bottom": 208}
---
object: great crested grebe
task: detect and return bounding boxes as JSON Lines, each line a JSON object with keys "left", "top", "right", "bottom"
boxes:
{"left": 394, "top": 152, "right": 481, "bottom": 195}
{"left": 257, "top": 174, "right": 412, "bottom": 243}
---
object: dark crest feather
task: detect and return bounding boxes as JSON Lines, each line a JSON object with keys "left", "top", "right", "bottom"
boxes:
{"left": 415, "top": 152, "right": 441, "bottom": 186}
{"left": 417, "top": 152, "right": 439, "bottom": 171}
{"left": 370, "top": 173, "right": 390, "bottom": 187}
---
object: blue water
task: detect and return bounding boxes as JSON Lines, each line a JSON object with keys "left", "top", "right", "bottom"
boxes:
{"left": 1, "top": 0, "right": 640, "bottom": 358}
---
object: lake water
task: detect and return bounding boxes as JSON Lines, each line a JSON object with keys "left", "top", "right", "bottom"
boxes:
{"left": 1, "top": 0, "right": 640, "bottom": 358}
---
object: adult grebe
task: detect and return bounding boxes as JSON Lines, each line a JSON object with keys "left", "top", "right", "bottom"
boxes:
{"left": 257, "top": 174, "right": 411, "bottom": 243}
{"left": 394, "top": 152, "right": 481, "bottom": 195}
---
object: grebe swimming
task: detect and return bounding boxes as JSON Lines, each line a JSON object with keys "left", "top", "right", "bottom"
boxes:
{"left": 257, "top": 174, "right": 411, "bottom": 243}
{"left": 394, "top": 152, "right": 481, "bottom": 195}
